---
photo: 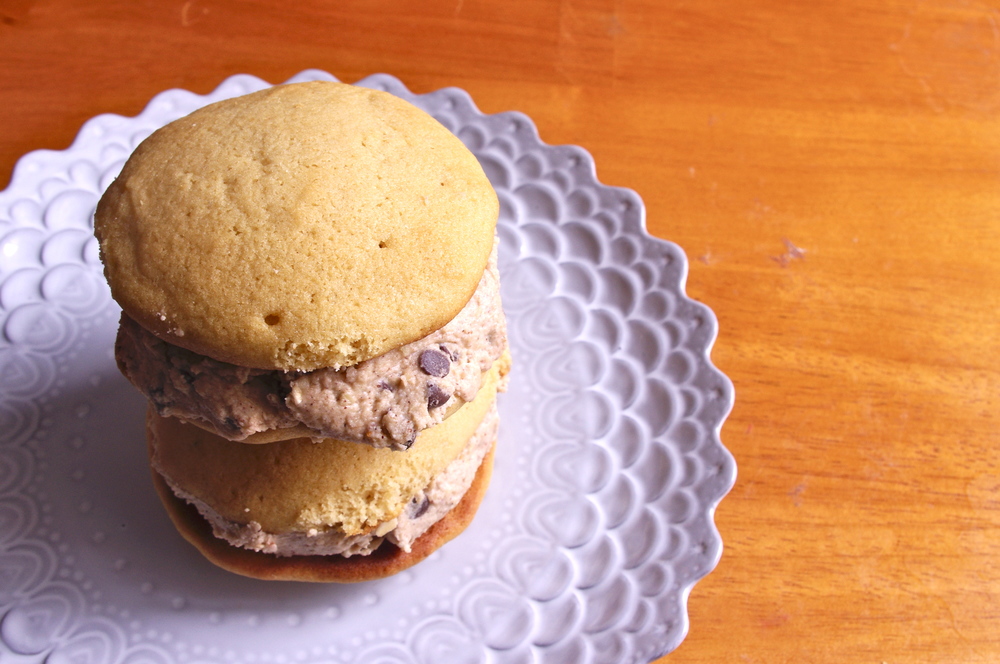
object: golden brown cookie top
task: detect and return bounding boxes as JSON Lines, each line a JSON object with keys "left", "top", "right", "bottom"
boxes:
{"left": 149, "top": 360, "right": 503, "bottom": 537}
{"left": 95, "top": 81, "right": 498, "bottom": 371}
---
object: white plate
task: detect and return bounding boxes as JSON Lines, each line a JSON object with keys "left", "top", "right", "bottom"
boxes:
{"left": 0, "top": 71, "right": 736, "bottom": 664}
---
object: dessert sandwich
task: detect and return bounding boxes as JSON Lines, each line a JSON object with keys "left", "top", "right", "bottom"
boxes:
{"left": 94, "top": 81, "right": 509, "bottom": 581}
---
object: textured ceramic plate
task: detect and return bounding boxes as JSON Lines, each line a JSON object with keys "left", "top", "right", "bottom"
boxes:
{"left": 0, "top": 71, "right": 735, "bottom": 664}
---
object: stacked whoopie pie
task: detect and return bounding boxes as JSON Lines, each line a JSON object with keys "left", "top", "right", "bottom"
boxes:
{"left": 93, "top": 82, "right": 509, "bottom": 581}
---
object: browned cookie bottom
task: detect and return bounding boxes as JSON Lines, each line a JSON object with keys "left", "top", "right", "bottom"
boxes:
{"left": 150, "top": 445, "right": 495, "bottom": 582}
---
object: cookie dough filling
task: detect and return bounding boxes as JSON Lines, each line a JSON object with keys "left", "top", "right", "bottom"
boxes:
{"left": 118, "top": 244, "right": 507, "bottom": 450}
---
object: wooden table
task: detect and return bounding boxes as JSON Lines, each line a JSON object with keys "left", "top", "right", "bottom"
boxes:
{"left": 3, "top": 0, "right": 999, "bottom": 661}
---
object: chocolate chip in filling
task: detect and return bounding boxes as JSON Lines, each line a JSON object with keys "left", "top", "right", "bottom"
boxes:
{"left": 418, "top": 348, "right": 451, "bottom": 378}
{"left": 426, "top": 383, "right": 451, "bottom": 410}
{"left": 408, "top": 493, "right": 431, "bottom": 519}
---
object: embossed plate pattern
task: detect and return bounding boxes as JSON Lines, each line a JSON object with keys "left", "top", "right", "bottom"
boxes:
{"left": 0, "top": 71, "right": 736, "bottom": 664}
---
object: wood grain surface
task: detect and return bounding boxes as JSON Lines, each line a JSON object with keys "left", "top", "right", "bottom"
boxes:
{"left": 3, "top": 0, "right": 999, "bottom": 661}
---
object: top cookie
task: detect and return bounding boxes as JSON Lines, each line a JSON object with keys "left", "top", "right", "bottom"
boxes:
{"left": 94, "top": 81, "right": 498, "bottom": 371}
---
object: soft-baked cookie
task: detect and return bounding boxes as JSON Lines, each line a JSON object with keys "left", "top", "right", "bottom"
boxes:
{"left": 95, "top": 81, "right": 498, "bottom": 372}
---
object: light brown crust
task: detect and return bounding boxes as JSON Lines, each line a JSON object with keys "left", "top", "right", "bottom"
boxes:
{"left": 95, "top": 81, "right": 498, "bottom": 371}
{"left": 150, "top": 445, "right": 495, "bottom": 582}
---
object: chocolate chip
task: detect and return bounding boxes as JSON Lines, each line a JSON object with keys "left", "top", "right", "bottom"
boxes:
{"left": 439, "top": 344, "right": 459, "bottom": 362}
{"left": 418, "top": 349, "right": 450, "bottom": 378}
{"left": 409, "top": 494, "right": 430, "bottom": 519}
{"left": 224, "top": 416, "right": 240, "bottom": 432}
{"left": 376, "top": 380, "right": 394, "bottom": 392}
{"left": 402, "top": 431, "right": 417, "bottom": 449}
{"left": 426, "top": 383, "right": 451, "bottom": 409}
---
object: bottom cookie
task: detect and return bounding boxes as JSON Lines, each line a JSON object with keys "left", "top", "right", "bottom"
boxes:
{"left": 150, "top": 444, "right": 495, "bottom": 583}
